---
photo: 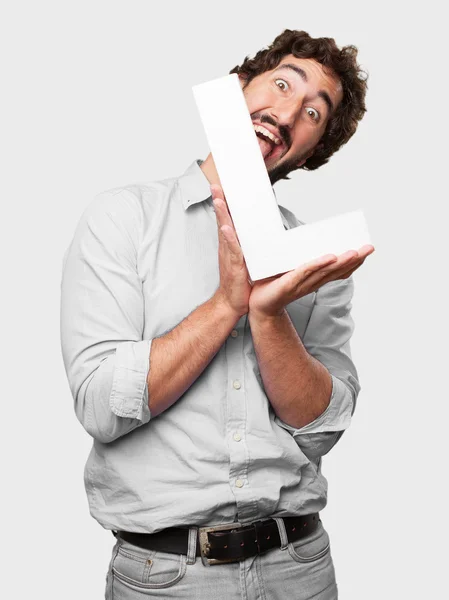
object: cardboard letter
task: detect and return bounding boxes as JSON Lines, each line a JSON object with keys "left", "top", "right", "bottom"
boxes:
{"left": 192, "top": 73, "right": 372, "bottom": 281}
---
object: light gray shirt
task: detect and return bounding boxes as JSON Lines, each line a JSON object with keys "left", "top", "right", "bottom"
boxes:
{"left": 60, "top": 158, "right": 361, "bottom": 533}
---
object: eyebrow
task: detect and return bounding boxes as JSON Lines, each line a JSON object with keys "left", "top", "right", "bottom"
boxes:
{"left": 273, "top": 63, "right": 335, "bottom": 117}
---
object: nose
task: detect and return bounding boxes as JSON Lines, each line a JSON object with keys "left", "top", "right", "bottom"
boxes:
{"left": 271, "top": 94, "right": 305, "bottom": 131}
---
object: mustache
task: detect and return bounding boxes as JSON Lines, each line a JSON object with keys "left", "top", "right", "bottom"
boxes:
{"left": 258, "top": 114, "right": 290, "bottom": 149}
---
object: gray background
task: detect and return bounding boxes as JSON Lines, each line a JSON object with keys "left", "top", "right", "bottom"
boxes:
{"left": 2, "top": 1, "right": 447, "bottom": 598}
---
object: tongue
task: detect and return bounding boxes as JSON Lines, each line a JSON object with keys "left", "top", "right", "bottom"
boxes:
{"left": 257, "top": 136, "right": 273, "bottom": 159}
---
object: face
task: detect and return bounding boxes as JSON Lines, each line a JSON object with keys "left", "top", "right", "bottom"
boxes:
{"left": 239, "top": 55, "right": 344, "bottom": 184}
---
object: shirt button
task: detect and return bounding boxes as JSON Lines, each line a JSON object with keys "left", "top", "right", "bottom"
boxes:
{"left": 233, "top": 380, "right": 241, "bottom": 390}
{"left": 231, "top": 329, "right": 238, "bottom": 338}
{"left": 233, "top": 432, "right": 242, "bottom": 442}
{"left": 235, "top": 479, "right": 244, "bottom": 488}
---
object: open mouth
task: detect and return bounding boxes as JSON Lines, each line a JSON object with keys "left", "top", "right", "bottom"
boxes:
{"left": 253, "top": 124, "right": 285, "bottom": 161}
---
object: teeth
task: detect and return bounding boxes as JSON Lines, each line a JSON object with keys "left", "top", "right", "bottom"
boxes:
{"left": 253, "top": 124, "right": 281, "bottom": 146}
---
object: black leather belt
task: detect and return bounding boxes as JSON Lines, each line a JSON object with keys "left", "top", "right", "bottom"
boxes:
{"left": 116, "top": 513, "right": 319, "bottom": 566}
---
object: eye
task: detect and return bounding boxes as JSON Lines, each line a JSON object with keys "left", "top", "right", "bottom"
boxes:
{"left": 274, "top": 78, "right": 289, "bottom": 91}
{"left": 306, "top": 107, "right": 320, "bottom": 122}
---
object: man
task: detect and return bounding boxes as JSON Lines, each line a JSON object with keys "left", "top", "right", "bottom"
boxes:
{"left": 60, "top": 28, "right": 374, "bottom": 599}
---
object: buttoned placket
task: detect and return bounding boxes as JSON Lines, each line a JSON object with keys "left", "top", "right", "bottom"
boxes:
{"left": 202, "top": 186, "right": 282, "bottom": 520}
{"left": 225, "top": 314, "right": 259, "bottom": 521}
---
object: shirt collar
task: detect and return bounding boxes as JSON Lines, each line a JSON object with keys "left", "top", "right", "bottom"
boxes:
{"left": 178, "top": 158, "right": 290, "bottom": 230}
{"left": 178, "top": 159, "right": 212, "bottom": 210}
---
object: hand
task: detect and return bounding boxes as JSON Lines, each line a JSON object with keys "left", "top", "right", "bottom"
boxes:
{"left": 248, "top": 245, "right": 375, "bottom": 318}
{"left": 211, "top": 183, "right": 252, "bottom": 318}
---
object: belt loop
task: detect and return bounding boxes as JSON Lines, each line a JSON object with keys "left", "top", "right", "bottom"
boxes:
{"left": 273, "top": 517, "right": 289, "bottom": 551}
{"left": 187, "top": 526, "right": 198, "bottom": 564}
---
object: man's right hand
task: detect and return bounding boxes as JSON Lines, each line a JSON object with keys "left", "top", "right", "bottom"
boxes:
{"left": 211, "top": 183, "right": 252, "bottom": 319}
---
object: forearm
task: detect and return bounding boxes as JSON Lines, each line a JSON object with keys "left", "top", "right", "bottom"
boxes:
{"left": 147, "top": 293, "right": 240, "bottom": 417}
{"left": 248, "top": 307, "right": 332, "bottom": 428}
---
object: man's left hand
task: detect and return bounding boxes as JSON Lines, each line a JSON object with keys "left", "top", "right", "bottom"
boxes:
{"left": 248, "top": 244, "right": 374, "bottom": 318}
{"left": 212, "top": 184, "right": 375, "bottom": 318}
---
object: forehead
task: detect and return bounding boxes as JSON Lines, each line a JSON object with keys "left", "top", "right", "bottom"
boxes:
{"left": 269, "top": 55, "right": 343, "bottom": 106}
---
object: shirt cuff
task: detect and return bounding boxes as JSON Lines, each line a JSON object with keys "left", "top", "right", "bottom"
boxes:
{"left": 274, "top": 374, "right": 353, "bottom": 436}
{"left": 110, "top": 339, "right": 152, "bottom": 423}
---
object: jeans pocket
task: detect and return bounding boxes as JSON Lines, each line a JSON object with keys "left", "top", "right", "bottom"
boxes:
{"left": 287, "top": 520, "right": 331, "bottom": 564}
{"left": 112, "top": 539, "right": 187, "bottom": 593}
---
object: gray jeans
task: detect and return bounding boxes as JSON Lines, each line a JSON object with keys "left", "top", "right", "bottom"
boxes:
{"left": 105, "top": 517, "right": 338, "bottom": 599}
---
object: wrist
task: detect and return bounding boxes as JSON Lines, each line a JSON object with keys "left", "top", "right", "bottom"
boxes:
{"left": 248, "top": 305, "right": 286, "bottom": 322}
{"left": 211, "top": 291, "right": 243, "bottom": 323}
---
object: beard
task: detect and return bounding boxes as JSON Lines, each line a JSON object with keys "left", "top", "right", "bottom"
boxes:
{"left": 266, "top": 151, "right": 304, "bottom": 186}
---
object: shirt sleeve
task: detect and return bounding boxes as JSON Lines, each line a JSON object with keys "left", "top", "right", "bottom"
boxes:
{"left": 60, "top": 189, "right": 153, "bottom": 444}
{"left": 274, "top": 276, "right": 361, "bottom": 459}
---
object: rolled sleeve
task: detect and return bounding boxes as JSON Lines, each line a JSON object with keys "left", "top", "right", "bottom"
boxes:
{"left": 110, "top": 340, "right": 152, "bottom": 422}
{"left": 275, "top": 276, "right": 361, "bottom": 457}
{"left": 60, "top": 189, "right": 153, "bottom": 443}
{"left": 276, "top": 373, "right": 354, "bottom": 436}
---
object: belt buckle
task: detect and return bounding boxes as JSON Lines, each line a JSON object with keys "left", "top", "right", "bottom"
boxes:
{"left": 198, "top": 522, "right": 243, "bottom": 566}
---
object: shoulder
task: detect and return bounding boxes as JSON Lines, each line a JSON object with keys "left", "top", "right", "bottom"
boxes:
{"left": 81, "top": 176, "right": 178, "bottom": 230}
{"left": 87, "top": 178, "right": 174, "bottom": 216}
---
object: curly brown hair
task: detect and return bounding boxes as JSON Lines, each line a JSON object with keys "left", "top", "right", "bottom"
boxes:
{"left": 229, "top": 29, "right": 368, "bottom": 175}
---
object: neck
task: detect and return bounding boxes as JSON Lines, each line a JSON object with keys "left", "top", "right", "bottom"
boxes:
{"left": 201, "top": 151, "right": 281, "bottom": 190}
{"left": 199, "top": 153, "right": 222, "bottom": 187}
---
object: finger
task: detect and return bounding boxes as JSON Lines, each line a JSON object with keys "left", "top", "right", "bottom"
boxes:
{"left": 359, "top": 244, "right": 375, "bottom": 257}
{"left": 297, "top": 251, "right": 360, "bottom": 288}
{"left": 211, "top": 184, "right": 224, "bottom": 206}
{"left": 214, "top": 199, "right": 244, "bottom": 260}
{"left": 211, "top": 185, "right": 225, "bottom": 215}
{"left": 340, "top": 255, "right": 368, "bottom": 279}
{"left": 294, "top": 253, "right": 339, "bottom": 279}
{"left": 212, "top": 196, "right": 223, "bottom": 219}
{"left": 210, "top": 184, "right": 234, "bottom": 221}
{"left": 318, "top": 261, "right": 364, "bottom": 286}
{"left": 333, "top": 245, "right": 374, "bottom": 277}
{"left": 220, "top": 225, "right": 243, "bottom": 259}
{"left": 216, "top": 193, "right": 234, "bottom": 224}
{"left": 212, "top": 193, "right": 227, "bottom": 227}
{"left": 279, "top": 255, "right": 335, "bottom": 290}
{"left": 324, "top": 246, "right": 373, "bottom": 276}
{"left": 321, "top": 252, "right": 363, "bottom": 280}
{"left": 292, "top": 245, "right": 371, "bottom": 279}
{"left": 329, "top": 257, "right": 365, "bottom": 281}
{"left": 213, "top": 198, "right": 233, "bottom": 235}
{"left": 213, "top": 194, "right": 237, "bottom": 237}
{"left": 306, "top": 255, "right": 366, "bottom": 289}
{"left": 210, "top": 183, "right": 224, "bottom": 199}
